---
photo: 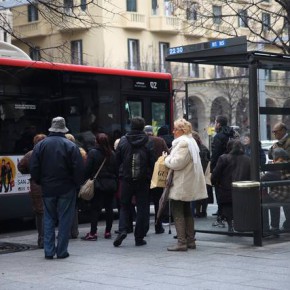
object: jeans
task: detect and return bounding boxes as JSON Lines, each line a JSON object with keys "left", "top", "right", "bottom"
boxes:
{"left": 119, "top": 179, "right": 150, "bottom": 241}
{"left": 43, "top": 189, "right": 76, "bottom": 257}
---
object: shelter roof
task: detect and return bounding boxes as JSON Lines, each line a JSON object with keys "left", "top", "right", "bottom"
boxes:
{"left": 166, "top": 36, "right": 290, "bottom": 71}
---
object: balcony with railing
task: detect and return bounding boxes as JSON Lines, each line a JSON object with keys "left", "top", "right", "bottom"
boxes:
{"left": 121, "top": 12, "right": 146, "bottom": 30}
{"left": 182, "top": 20, "right": 206, "bottom": 37}
{"left": 149, "top": 16, "right": 180, "bottom": 34}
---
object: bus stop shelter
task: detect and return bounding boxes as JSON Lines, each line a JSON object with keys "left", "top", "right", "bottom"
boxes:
{"left": 166, "top": 36, "right": 290, "bottom": 246}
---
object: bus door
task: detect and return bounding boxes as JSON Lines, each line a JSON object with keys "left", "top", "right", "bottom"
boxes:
{"left": 124, "top": 96, "right": 169, "bottom": 134}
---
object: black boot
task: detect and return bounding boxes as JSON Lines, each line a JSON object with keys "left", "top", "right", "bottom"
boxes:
{"left": 155, "top": 223, "right": 165, "bottom": 234}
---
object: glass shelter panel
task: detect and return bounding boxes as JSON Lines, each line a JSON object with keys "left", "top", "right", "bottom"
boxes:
{"left": 259, "top": 68, "right": 290, "bottom": 236}
{"left": 187, "top": 73, "right": 250, "bottom": 234}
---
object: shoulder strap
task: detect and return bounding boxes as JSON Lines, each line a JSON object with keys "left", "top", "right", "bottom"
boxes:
{"left": 93, "top": 158, "right": 106, "bottom": 179}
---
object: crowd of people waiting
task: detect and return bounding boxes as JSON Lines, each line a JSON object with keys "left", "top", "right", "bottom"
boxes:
{"left": 18, "top": 115, "right": 290, "bottom": 259}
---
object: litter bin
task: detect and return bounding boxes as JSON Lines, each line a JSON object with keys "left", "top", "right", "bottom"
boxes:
{"left": 232, "top": 181, "right": 261, "bottom": 232}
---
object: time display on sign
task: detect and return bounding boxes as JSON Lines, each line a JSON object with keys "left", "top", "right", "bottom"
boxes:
{"left": 168, "top": 39, "right": 227, "bottom": 56}
{"left": 168, "top": 46, "right": 184, "bottom": 55}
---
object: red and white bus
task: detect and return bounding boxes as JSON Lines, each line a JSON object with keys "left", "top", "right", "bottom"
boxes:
{"left": 0, "top": 46, "right": 173, "bottom": 220}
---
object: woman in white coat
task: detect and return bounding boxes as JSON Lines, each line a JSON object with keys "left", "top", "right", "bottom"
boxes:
{"left": 165, "top": 119, "right": 207, "bottom": 251}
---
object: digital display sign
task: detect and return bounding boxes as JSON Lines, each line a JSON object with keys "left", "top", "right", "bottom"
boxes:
{"left": 167, "top": 36, "right": 246, "bottom": 56}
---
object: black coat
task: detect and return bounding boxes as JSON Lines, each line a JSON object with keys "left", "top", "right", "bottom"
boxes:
{"left": 211, "top": 153, "right": 251, "bottom": 204}
{"left": 84, "top": 147, "right": 118, "bottom": 180}
{"left": 30, "top": 133, "right": 84, "bottom": 197}
{"left": 116, "top": 130, "right": 155, "bottom": 181}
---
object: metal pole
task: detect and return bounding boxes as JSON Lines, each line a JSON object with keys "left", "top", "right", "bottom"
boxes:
{"left": 248, "top": 59, "right": 262, "bottom": 246}
{"left": 248, "top": 61, "right": 260, "bottom": 181}
{"left": 185, "top": 82, "right": 189, "bottom": 120}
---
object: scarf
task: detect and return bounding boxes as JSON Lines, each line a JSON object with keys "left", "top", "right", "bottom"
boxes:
{"left": 172, "top": 134, "right": 200, "bottom": 164}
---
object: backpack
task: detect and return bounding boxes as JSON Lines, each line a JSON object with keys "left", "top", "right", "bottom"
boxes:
{"left": 123, "top": 141, "right": 151, "bottom": 181}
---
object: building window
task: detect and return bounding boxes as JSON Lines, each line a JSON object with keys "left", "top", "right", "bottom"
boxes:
{"left": 159, "top": 42, "right": 170, "bottom": 73}
{"left": 188, "top": 63, "right": 199, "bottom": 78}
{"left": 28, "top": 4, "right": 39, "bottom": 22}
{"left": 152, "top": 0, "right": 158, "bottom": 15}
{"left": 213, "top": 5, "right": 222, "bottom": 25}
{"left": 262, "top": 13, "right": 271, "bottom": 31}
{"left": 238, "top": 9, "right": 248, "bottom": 27}
{"left": 127, "top": 0, "right": 137, "bottom": 12}
{"left": 64, "top": 0, "right": 73, "bottom": 15}
{"left": 164, "top": 0, "right": 174, "bottom": 16}
{"left": 186, "top": 4, "right": 197, "bottom": 21}
{"left": 29, "top": 47, "right": 41, "bottom": 61}
{"left": 128, "top": 39, "right": 140, "bottom": 70}
{"left": 80, "top": 0, "right": 86, "bottom": 11}
{"left": 71, "top": 40, "right": 83, "bottom": 65}
{"left": 4, "top": 32, "right": 7, "bottom": 42}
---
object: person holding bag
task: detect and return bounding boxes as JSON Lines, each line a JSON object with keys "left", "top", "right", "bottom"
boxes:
{"left": 164, "top": 119, "right": 207, "bottom": 251}
{"left": 81, "top": 133, "right": 118, "bottom": 241}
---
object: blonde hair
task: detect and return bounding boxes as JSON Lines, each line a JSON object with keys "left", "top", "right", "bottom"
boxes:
{"left": 33, "top": 134, "right": 46, "bottom": 145}
{"left": 174, "top": 118, "right": 192, "bottom": 135}
{"left": 65, "top": 133, "right": 76, "bottom": 143}
{"left": 65, "top": 133, "right": 87, "bottom": 162}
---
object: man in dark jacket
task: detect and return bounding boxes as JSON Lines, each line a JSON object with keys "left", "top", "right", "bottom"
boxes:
{"left": 30, "top": 117, "right": 84, "bottom": 259}
{"left": 210, "top": 115, "right": 235, "bottom": 226}
{"left": 113, "top": 117, "right": 155, "bottom": 247}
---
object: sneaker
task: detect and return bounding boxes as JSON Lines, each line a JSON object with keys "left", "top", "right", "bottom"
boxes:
{"left": 104, "top": 232, "right": 112, "bottom": 239}
{"left": 113, "top": 232, "right": 127, "bottom": 247}
{"left": 81, "top": 233, "right": 97, "bottom": 241}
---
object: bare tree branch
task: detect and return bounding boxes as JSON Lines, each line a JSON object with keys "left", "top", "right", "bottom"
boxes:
{"left": 174, "top": 0, "right": 290, "bottom": 54}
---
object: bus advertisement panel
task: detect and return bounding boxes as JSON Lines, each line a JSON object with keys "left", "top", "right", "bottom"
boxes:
{"left": 0, "top": 155, "right": 30, "bottom": 194}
